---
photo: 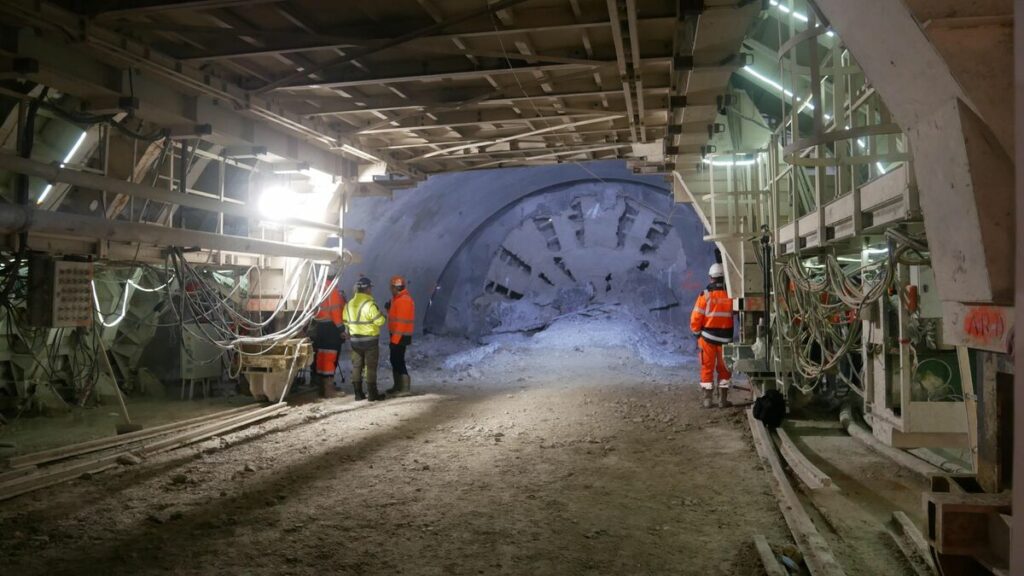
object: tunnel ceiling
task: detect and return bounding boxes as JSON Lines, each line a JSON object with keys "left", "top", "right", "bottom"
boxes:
{"left": 0, "top": 1, "right": 759, "bottom": 180}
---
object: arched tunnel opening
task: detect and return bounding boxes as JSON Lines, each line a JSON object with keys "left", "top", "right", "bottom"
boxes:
{"left": 341, "top": 163, "right": 716, "bottom": 374}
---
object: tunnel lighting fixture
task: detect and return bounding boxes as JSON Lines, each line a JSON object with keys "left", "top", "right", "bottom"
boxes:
{"left": 863, "top": 247, "right": 888, "bottom": 255}
{"left": 258, "top": 185, "right": 299, "bottom": 220}
{"left": 769, "top": 1, "right": 835, "bottom": 37}
{"left": 37, "top": 130, "right": 88, "bottom": 205}
{"left": 836, "top": 256, "right": 860, "bottom": 263}
{"left": 334, "top": 143, "right": 382, "bottom": 163}
{"left": 702, "top": 157, "right": 756, "bottom": 167}
{"left": 742, "top": 66, "right": 794, "bottom": 98}
{"left": 796, "top": 99, "right": 832, "bottom": 121}
{"left": 876, "top": 162, "right": 887, "bottom": 174}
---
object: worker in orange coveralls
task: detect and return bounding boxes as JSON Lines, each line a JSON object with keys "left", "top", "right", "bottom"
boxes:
{"left": 690, "top": 263, "right": 735, "bottom": 408}
{"left": 312, "top": 272, "right": 346, "bottom": 398}
{"left": 384, "top": 275, "right": 416, "bottom": 398}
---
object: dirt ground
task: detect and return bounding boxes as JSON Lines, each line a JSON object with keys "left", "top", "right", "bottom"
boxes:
{"left": 0, "top": 341, "right": 793, "bottom": 576}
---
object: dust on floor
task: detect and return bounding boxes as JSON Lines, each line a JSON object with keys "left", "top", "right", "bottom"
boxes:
{"left": 0, "top": 342, "right": 791, "bottom": 575}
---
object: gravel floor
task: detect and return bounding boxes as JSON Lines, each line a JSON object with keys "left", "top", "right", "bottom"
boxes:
{"left": 0, "top": 329, "right": 792, "bottom": 575}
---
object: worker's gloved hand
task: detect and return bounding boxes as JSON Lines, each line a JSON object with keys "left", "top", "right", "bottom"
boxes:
{"left": 384, "top": 300, "right": 391, "bottom": 311}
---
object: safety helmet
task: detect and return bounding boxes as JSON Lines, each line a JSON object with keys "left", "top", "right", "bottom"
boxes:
{"left": 390, "top": 275, "right": 407, "bottom": 288}
{"left": 708, "top": 263, "right": 724, "bottom": 278}
{"left": 355, "top": 276, "right": 373, "bottom": 290}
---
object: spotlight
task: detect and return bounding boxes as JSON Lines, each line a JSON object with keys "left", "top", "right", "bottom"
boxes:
{"left": 258, "top": 185, "right": 297, "bottom": 220}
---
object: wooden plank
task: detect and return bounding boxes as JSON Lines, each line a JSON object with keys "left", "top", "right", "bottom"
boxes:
{"left": 775, "top": 427, "right": 834, "bottom": 490}
{"left": 5, "top": 404, "right": 262, "bottom": 469}
{"left": 753, "top": 534, "right": 789, "bottom": 576}
{"left": 0, "top": 404, "right": 288, "bottom": 502}
{"left": 747, "top": 408, "right": 847, "bottom": 576}
{"left": 890, "top": 511, "right": 939, "bottom": 576}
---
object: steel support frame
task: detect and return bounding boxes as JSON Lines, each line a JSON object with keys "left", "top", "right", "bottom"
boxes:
{"left": 0, "top": 204, "right": 344, "bottom": 262}
{"left": 0, "top": 0, "right": 423, "bottom": 179}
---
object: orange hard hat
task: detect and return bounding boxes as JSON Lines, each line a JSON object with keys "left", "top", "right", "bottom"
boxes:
{"left": 390, "top": 275, "right": 407, "bottom": 287}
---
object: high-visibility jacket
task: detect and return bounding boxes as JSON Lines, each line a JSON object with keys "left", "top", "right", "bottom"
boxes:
{"left": 344, "top": 292, "right": 386, "bottom": 344}
{"left": 690, "top": 281, "right": 734, "bottom": 344}
{"left": 314, "top": 283, "right": 345, "bottom": 327}
{"left": 387, "top": 289, "right": 415, "bottom": 345}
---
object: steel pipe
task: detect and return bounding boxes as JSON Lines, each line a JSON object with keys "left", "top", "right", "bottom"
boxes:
{"left": 0, "top": 204, "right": 343, "bottom": 262}
{"left": 0, "top": 152, "right": 356, "bottom": 237}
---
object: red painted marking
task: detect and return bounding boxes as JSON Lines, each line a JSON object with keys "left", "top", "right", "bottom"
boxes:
{"left": 963, "top": 307, "right": 1007, "bottom": 345}
{"left": 680, "top": 269, "right": 703, "bottom": 291}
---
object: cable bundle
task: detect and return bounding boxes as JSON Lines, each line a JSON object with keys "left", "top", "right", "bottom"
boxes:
{"left": 165, "top": 249, "right": 338, "bottom": 353}
{"left": 772, "top": 229, "right": 928, "bottom": 390}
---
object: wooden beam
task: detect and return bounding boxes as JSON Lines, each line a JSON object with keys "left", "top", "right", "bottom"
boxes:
{"left": 6, "top": 405, "right": 262, "bottom": 469}
{"left": 775, "top": 426, "right": 835, "bottom": 490}
{"left": 753, "top": 535, "right": 789, "bottom": 576}
{"left": 747, "top": 409, "right": 847, "bottom": 576}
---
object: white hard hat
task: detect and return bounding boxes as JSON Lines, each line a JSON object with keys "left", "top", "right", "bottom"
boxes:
{"left": 708, "top": 263, "right": 724, "bottom": 278}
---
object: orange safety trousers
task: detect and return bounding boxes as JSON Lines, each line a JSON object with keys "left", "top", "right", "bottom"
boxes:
{"left": 698, "top": 337, "right": 731, "bottom": 389}
{"left": 315, "top": 349, "right": 339, "bottom": 376}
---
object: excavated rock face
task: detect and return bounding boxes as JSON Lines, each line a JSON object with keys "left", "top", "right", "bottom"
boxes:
{"left": 476, "top": 191, "right": 688, "bottom": 334}
{"left": 341, "top": 161, "right": 714, "bottom": 339}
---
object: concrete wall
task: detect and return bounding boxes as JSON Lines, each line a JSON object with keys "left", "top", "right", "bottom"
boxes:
{"left": 342, "top": 160, "right": 714, "bottom": 338}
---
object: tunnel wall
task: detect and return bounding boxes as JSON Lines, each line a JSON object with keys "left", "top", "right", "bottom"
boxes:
{"left": 341, "top": 161, "right": 715, "bottom": 338}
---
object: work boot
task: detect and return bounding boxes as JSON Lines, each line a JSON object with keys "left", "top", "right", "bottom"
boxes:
{"left": 701, "top": 388, "right": 714, "bottom": 409}
{"left": 387, "top": 375, "right": 412, "bottom": 398}
{"left": 321, "top": 376, "right": 337, "bottom": 399}
{"left": 385, "top": 370, "right": 400, "bottom": 396}
{"left": 353, "top": 382, "right": 366, "bottom": 401}
{"left": 718, "top": 387, "right": 732, "bottom": 408}
{"left": 367, "top": 382, "right": 385, "bottom": 402}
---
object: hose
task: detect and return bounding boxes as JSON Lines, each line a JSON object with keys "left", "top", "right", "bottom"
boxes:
{"left": 839, "top": 405, "right": 942, "bottom": 480}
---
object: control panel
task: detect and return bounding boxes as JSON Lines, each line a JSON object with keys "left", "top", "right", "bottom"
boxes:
{"left": 28, "top": 256, "right": 94, "bottom": 328}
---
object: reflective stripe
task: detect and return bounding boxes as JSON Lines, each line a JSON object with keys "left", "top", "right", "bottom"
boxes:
{"left": 350, "top": 335, "right": 378, "bottom": 342}
{"left": 706, "top": 311, "right": 733, "bottom": 318}
{"left": 347, "top": 301, "right": 382, "bottom": 325}
{"left": 701, "top": 330, "right": 732, "bottom": 343}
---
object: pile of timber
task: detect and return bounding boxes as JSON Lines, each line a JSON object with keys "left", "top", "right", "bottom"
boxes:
{"left": 0, "top": 402, "right": 287, "bottom": 502}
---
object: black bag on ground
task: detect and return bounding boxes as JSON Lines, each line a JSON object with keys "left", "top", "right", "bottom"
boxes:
{"left": 753, "top": 389, "right": 786, "bottom": 428}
